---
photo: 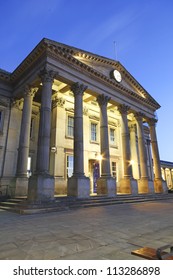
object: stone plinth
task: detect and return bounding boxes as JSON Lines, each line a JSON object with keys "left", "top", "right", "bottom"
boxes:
{"left": 119, "top": 178, "right": 138, "bottom": 195}
{"left": 97, "top": 177, "right": 116, "bottom": 197}
{"left": 27, "top": 174, "right": 55, "bottom": 202}
{"left": 162, "top": 180, "right": 168, "bottom": 193}
{"left": 67, "top": 176, "right": 90, "bottom": 198}
{"left": 148, "top": 180, "right": 155, "bottom": 193}
{"left": 154, "top": 178, "right": 163, "bottom": 193}
{"left": 137, "top": 178, "right": 149, "bottom": 194}
{"left": 15, "top": 177, "right": 28, "bottom": 196}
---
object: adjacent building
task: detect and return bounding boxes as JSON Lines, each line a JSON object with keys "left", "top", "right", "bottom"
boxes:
{"left": 0, "top": 38, "right": 168, "bottom": 201}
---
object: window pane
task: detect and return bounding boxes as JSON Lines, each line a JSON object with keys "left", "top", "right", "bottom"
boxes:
{"left": 91, "top": 123, "right": 97, "bottom": 141}
{"left": 67, "top": 155, "right": 73, "bottom": 178}
{"left": 110, "top": 128, "right": 115, "bottom": 143}
{"left": 112, "top": 162, "right": 116, "bottom": 178}
{"left": 68, "top": 116, "right": 74, "bottom": 137}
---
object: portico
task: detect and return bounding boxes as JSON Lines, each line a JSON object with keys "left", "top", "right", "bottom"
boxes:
{"left": 0, "top": 38, "right": 165, "bottom": 201}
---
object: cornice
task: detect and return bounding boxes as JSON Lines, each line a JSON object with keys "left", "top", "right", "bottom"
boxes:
{"left": 0, "top": 69, "right": 11, "bottom": 82}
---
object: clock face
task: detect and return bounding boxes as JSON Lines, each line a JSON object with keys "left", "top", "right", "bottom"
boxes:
{"left": 112, "top": 70, "right": 122, "bottom": 82}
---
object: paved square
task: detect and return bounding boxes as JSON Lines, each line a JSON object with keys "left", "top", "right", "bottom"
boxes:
{"left": 0, "top": 199, "right": 173, "bottom": 260}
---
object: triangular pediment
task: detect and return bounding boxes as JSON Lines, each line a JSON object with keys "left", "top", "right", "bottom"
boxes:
{"left": 43, "top": 38, "right": 160, "bottom": 109}
{"left": 10, "top": 38, "right": 160, "bottom": 110}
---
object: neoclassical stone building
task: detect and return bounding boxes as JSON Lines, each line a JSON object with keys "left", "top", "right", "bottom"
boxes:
{"left": 0, "top": 38, "right": 167, "bottom": 201}
{"left": 161, "top": 160, "right": 173, "bottom": 190}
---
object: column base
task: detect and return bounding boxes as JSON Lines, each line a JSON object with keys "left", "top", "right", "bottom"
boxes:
{"left": 67, "top": 176, "right": 90, "bottom": 198}
{"left": 27, "top": 174, "right": 55, "bottom": 202}
{"left": 119, "top": 177, "right": 138, "bottom": 195}
{"left": 154, "top": 178, "right": 163, "bottom": 193}
{"left": 97, "top": 176, "right": 116, "bottom": 197}
{"left": 161, "top": 180, "right": 168, "bottom": 193}
{"left": 138, "top": 178, "right": 151, "bottom": 194}
{"left": 148, "top": 180, "right": 155, "bottom": 193}
{"left": 15, "top": 177, "right": 29, "bottom": 196}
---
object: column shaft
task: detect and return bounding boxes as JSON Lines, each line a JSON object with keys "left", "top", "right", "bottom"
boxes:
{"left": 67, "top": 82, "right": 90, "bottom": 198}
{"left": 97, "top": 94, "right": 111, "bottom": 177}
{"left": 149, "top": 119, "right": 162, "bottom": 179}
{"left": 96, "top": 94, "right": 116, "bottom": 196}
{"left": 129, "top": 124, "right": 140, "bottom": 179}
{"left": 135, "top": 114, "right": 148, "bottom": 178}
{"left": 72, "top": 82, "right": 87, "bottom": 177}
{"left": 36, "top": 68, "right": 54, "bottom": 174}
{"left": 118, "top": 105, "right": 132, "bottom": 178}
{"left": 16, "top": 86, "right": 35, "bottom": 176}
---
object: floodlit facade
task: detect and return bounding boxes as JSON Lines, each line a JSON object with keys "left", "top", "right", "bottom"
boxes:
{"left": 161, "top": 161, "right": 173, "bottom": 190}
{"left": 0, "top": 38, "right": 167, "bottom": 201}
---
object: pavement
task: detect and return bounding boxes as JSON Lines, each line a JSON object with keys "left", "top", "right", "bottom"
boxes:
{"left": 0, "top": 199, "right": 173, "bottom": 260}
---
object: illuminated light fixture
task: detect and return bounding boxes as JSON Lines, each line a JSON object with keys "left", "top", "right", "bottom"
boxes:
{"left": 95, "top": 153, "right": 102, "bottom": 161}
{"left": 51, "top": 146, "right": 57, "bottom": 153}
{"left": 130, "top": 160, "right": 135, "bottom": 165}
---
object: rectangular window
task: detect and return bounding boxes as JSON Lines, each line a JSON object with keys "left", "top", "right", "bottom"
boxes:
{"left": 67, "top": 116, "right": 74, "bottom": 137}
{"left": 91, "top": 123, "right": 97, "bottom": 142}
{"left": 110, "top": 128, "right": 115, "bottom": 144}
{"left": 112, "top": 162, "right": 117, "bottom": 178}
{"left": 67, "top": 155, "right": 73, "bottom": 178}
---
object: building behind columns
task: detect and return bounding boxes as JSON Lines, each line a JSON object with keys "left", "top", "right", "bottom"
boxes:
{"left": 0, "top": 38, "right": 169, "bottom": 199}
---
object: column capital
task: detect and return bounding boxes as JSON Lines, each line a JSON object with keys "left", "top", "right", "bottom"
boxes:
{"left": 97, "top": 94, "right": 110, "bottom": 106}
{"left": 39, "top": 67, "right": 55, "bottom": 83}
{"left": 23, "top": 85, "right": 38, "bottom": 98}
{"left": 71, "top": 82, "right": 87, "bottom": 95}
{"left": 118, "top": 104, "right": 130, "bottom": 114}
{"left": 147, "top": 118, "right": 158, "bottom": 126}
{"left": 134, "top": 111, "right": 145, "bottom": 121}
{"left": 129, "top": 123, "right": 136, "bottom": 133}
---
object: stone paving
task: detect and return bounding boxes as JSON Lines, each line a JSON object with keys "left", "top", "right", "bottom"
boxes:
{"left": 0, "top": 199, "right": 173, "bottom": 260}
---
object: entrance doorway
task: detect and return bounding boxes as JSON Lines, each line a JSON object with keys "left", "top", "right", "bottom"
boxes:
{"left": 89, "top": 160, "right": 100, "bottom": 194}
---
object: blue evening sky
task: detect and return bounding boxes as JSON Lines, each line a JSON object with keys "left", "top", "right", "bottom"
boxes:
{"left": 0, "top": 0, "right": 172, "bottom": 161}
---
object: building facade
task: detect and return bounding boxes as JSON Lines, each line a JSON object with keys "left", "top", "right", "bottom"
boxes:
{"left": 0, "top": 38, "right": 167, "bottom": 201}
{"left": 161, "top": 161, "right": 173, "bottom": 190}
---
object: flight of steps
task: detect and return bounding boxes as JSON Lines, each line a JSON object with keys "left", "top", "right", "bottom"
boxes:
{"left": 0, "top": 193, "right": 173, "bottom": 214}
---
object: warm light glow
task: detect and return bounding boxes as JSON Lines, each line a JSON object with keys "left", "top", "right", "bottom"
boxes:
{"left": 95, "top": 153, "right": 102, "bottom": 161}
{"left": 130, "top": 160, "right": 135, "bottom": 165}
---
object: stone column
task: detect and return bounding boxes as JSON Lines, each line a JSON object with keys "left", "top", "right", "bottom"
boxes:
{"left": 148, "top": 118, "right": 163, "bottom": 192}
{"left": 15, "top": 86, "right": 36, "bottom": 196}
{"left": 135, "top": 112, "right": 152, "bottom": 193}
{"left": 118, "top": 105, "right": 137, "bottom": 194}
{"left": 96, "top": 94, "right": 116, "bottom": 196}
{"left": 28, "top": 68, "right": 55, "bottom": 202}
{"left": 129, "top": 124, "right": 140, "bottom": 180}
{"left": 67, "top": 82, "right": 90, "bottom": 198}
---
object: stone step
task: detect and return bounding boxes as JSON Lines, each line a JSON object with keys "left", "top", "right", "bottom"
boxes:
{"left": 0, "top": 205, "right": 69, "bottom": 215}
{"left": 0, "top": 193, "right": 172, "bottom": 214}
